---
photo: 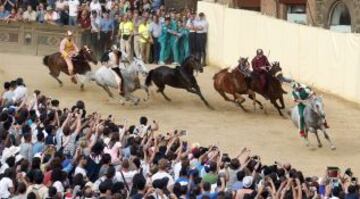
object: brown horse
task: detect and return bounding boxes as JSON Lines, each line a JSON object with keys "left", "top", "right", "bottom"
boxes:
{"left": 213, "top": 58, "right": 287, "bottom": 116}
{"left": 43, "top": 45, "right": 98, "bottom": 90}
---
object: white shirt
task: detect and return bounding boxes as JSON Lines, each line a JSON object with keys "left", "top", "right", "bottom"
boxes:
{"left": 13, "top": 85, "right": 27, "bottom": 102}
{"left": 151, "top": 171, "right": 175, "bottom": 187}
{"left": 194, "top": 18, "right": 208, "bottom": 33}
{"left": 173, "top": 161, "right": 182, "bottom": 180}
{"left": 53, "top": 181, "right": 64, "bottom": 193}
{"left": 0, "top": 177, "right": 14, "bottom": 198}
{"left": 149, "top": 21, "right": 162, "bottom": 38}
{"left": 74, "top": 166, "right": 87, "bottom": 178}
{"left": 90, "top": 1, "right": 102, "bottom": 15}
{"left": 55, "top": 0, "right": 68, "bottom": 10}
{"left": 91, "top": 15, "right": 101, "bottom": 32}
{"left": 115, "top": 170, "right": 137, "bottom": 187}
{"left": 68, "top": 0, "right": 79, "bottom": 17}
{"left": 2, "top": 90, "right": 14, "bottom": 102}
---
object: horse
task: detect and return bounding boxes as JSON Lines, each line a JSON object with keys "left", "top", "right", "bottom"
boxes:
{"left": 90, "top": 57, "right": 149, "bottom": 105}
{"left": 290, "top": 96, "right": 336, "bottom": 150}
{"left": 145, "top": 55, "right": 213, "bottom": 109}
{"left": 213, "top": 59, "right": 287, "bottom": 115}
{"left": 43, "top": 45, "right": 98, "bottom": 90}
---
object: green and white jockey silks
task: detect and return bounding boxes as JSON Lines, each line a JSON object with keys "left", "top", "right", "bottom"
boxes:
{"left": 292, "top": 83, "right": 313, "bottom": 133}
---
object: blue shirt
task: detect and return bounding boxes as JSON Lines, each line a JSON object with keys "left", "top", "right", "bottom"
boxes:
{"left": 196, "top": 192, "right": 218, "bottom": 199}
{"left": 0, "top": 11, "right": 10, "bottom": 19}
{"left": 32, "top": 142, "right": 44, "bottom": 155}
{"left": 100, "top": 18, "right": 114, "bottom": 33}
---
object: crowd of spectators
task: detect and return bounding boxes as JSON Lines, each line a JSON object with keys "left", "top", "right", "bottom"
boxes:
{"left": 0, "top": 0, "right": 208, "bottom": 66}
{"left": 0, "top": 78, "right": 359, "bottom": 199}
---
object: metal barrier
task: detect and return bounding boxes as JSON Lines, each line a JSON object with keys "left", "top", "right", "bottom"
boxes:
{"left": 0, "top": 22, "right": 84, "bottom": 56}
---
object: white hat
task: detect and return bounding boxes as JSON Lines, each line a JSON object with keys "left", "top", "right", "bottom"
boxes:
{"left": 242, "top": 176, "right": 253, "bottom": 188}
{"left": 66, "top": 30, "right": 73, "bottom": 36}
{"left": 15, "top": 154, "right": 24, "bottom": 164}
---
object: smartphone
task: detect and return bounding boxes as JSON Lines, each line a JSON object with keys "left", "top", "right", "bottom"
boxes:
{"left": 327, "top": 167, "right": 340, "bottom": 178}
{"left": 182, "top": 141, "right": 188, "bottom": 152}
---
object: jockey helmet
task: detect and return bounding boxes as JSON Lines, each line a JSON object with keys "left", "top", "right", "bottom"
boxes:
{"left": 256, "top": 49, "right": 263, "bottom": 56}
{"left": 291, "top": 81, "right": 301, "bottom": 89}
{"left": 66, "top": 30, "right": 73, "bottom": 37}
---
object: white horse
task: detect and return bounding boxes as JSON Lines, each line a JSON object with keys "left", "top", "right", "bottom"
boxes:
{"left": 290, "top": 96, "right": 336, "bottom": 150}
{"left": 90, "top": 58, "right": 149, "bottom": 105}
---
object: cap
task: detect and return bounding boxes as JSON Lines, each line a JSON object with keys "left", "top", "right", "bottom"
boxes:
{"left": 66, "top": 30, "right": 73, "bottom": 36}
{"left": 242, "top": 176, "right": 253, "bottom": 188}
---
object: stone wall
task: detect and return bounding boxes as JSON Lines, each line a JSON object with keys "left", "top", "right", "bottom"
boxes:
{"left": 314, "top": 0, "right": 360, "bottom": 33}
{"left": 0, "top": 22, "right": 84, "bottom": 56}
{"left": 164, "top": 0, "right": 197, "bottom": 11}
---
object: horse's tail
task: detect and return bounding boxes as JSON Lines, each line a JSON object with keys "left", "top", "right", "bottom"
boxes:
{"left": 145, "top": 70, "right": 153, "bottom": 87}
{"left": 43, "top": 55, "right": 49, "bottom": 67}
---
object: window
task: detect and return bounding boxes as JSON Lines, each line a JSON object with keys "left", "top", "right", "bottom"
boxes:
{"left": 329, "top": 1, "right": 351, "bottom": 32}
{"left": 287, "top": 4, "right": 306, "bottom": 24}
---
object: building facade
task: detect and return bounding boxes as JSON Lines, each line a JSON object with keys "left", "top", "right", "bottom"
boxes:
{"left": 170, "top": 0, "right": 360, "bottom": 33}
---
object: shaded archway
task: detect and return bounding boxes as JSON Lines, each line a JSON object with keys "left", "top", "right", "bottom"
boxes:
{"left": 328, "top": 1, "right": 352, "bottom": 32}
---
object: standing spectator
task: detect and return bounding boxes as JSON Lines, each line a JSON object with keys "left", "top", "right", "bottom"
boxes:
{"left": 78, "top": 9, "right": 91, "bottom": 46}
{"left": 138, "top": 16, "right": 151, "bottom": 63}
{"left": 23, "top": 5, "right": 37, "bottom": 22}
{"left": 158, "top": 16, "right": 170, "bottom": 65}
{"left": 99, "top": 11, "right": 114, "bottom": 53}
{"left": 36, "top": 3, "right": 46, "bottom": 23}
{"left": 5, "top": 8, "right": 17, "bottom": 22}
{"left": 151, "top": 0, "right": 162, "bottom": 11}
{"left": 133, "top": 10, "right": 142, "bottom": 59}
{"left": 186, "top": 12, "right": 197, "bottom": 56}
{"left": 194, "top": 12, "right": 208, "bottom": 66}
{"left": 0, "top": 169, "right": 14, "bottom": 198}
{"left": 55, "top": 0, "right": 69, "bottom": 25}
{"left": 68, "top": 0, "right": 79, "bottom": 25}
{"left": 90, "top": 10, "right": 101, "bottom": 58}
{"left": 149, "top": 14, "right": 161, "bottom": 64}
{"left": 0, "top": 5, "right": 10, "bottom": 20}
{"left": 3, "top": 0, "right": 16, "bottom": 12}
{"left": 1, "top": 82, "right": 14, "bottom": 107}
{"left": 15, "top": 7, "right": 24, "bottom": 21}
{"left": 169, "top": 10, "right": 180, "bottom": 65}
{"left": 119, "top": 14, "right": 134, "bottom": 60}
{"left": 44, "top": 6, "right": 59, "bottom": 25}
{"left": 178, "top": 20, "right": 190, "bottom": 64}
{"left": 89, "top": 0, "right": 101, "bottom": 16}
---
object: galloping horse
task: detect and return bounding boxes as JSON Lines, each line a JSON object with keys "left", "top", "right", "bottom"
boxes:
{"left": 213, "top": 58, "right": 287, "bottom": 115}
{"left": 90, "top": 58, "right": 149, "bottom": 105}
{"left": 145, "top": 56, "right": 213, "bottom": 109}
{"left": 290, "top": 96, "right": 336, "bottom": 150}
{"left": 43, "top": 45, "right": 98, "bottom": 90}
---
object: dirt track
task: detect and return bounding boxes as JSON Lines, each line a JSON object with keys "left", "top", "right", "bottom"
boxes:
{"left": 1, "top": 53, "right": 360, "bottom": 176}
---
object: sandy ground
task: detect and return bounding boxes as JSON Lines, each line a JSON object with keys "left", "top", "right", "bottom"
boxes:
{"left": 1, "top": 53, "right": 360, "bottom": 176}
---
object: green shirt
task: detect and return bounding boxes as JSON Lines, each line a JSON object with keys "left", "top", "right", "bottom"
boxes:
{"left": 202, "top": 173, "right": 218, "bottom": 184}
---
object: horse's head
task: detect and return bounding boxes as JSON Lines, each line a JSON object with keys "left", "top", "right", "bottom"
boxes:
{"left": 132, "top": 57, "right": 148, "bottom": 76}
{"left": 183, "top": 55, "right": 203, "bottom": 73}
{"left": 79, "top": 45, "right": 98, "bottom": 65}
{"left": 310, "top": 96, "right": 326, "bottom": 118}
{"left": 268, "top": 61, "right": 284, "bottom": 79}
{"left": 238, "top": 57, "right": 250, "bottom": 70}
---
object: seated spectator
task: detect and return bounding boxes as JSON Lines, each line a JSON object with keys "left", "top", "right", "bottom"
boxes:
{"left": 23, "top": 5, "right": 37, "bottom": 22}
{"left": 44, "top": 6, "right": 59, "bottom": 25}
{"left": 0, "top": 5, "right": 10, "bottom": 20}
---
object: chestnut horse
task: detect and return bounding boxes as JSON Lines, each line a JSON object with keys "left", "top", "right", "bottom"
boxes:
{"left": 213, "top": 58, "right": 287, "bottom": 116}
{"left": 43, "top": 46, "right": 98, "bottom": 90}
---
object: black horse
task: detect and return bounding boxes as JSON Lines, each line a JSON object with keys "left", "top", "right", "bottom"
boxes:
{"left": 145, "top": 56, "right": 213, "bottom": 109}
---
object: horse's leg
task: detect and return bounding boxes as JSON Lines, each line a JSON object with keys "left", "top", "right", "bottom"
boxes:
{"left": 217, "top": 89, "right": 231, "bottom": 102}
{"left": 248, "top": 91, "right": 263, "bottom": 110}
{"left": 157, "top": 85, "right": 171, "bottom": 102}
{"left": 49, "top": 71, "right": 63, "bottom": 87}
{"left": 321, "top": 128, "right": 336, "bottom": 150}
{"left": 271, "top": 99, "right": 284, "bottom": 117}
{"left": 140, "top": 84, "right": 150, "bottom": 101}
{"left": 78, "top": 75, "right": 86, "bottom": 91}
{"left": 314, "top": 130, "right": 322, "bottom": 148}
{"left": 279, "top": 96, "right": 286, "bottom": 109}
{"left": 233, "top": 93, "right": 247, "bottom": 112}
{"left": 193, "top": 87, "right": 214, "bottom": 110}
{"left": 97, "top": 83, "right": 114, "bottom": 98}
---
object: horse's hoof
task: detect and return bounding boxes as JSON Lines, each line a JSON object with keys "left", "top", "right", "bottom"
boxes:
{"left": 318, "top": 144, "right": 323, "bottom": 148}
{"left": 80, "top": 85, "right": 84, "bottom": 91}
{"left": 331, "top": 145, "right": 336, "bottom": 150}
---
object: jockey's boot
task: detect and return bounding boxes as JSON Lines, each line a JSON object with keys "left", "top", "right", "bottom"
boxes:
{"left": 299, "top": 130, "right": 305, "bottom": 137}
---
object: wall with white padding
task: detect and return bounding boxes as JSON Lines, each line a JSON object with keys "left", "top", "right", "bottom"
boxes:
{"left": 198, "top": 2, "right": 360, "bottom": 103}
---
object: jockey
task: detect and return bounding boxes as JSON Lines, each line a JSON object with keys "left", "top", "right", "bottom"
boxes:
{"left": 106, "top": 45, "right": 125, "bottom": 96}
{"left": 251, "top": 49, "right": 270, "bottom": 93}
{"left": 60, "top": 30, "right": 79, "bottom": 83}
{"left": 292, "top": 82, "right": 329, "bottom": 137}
